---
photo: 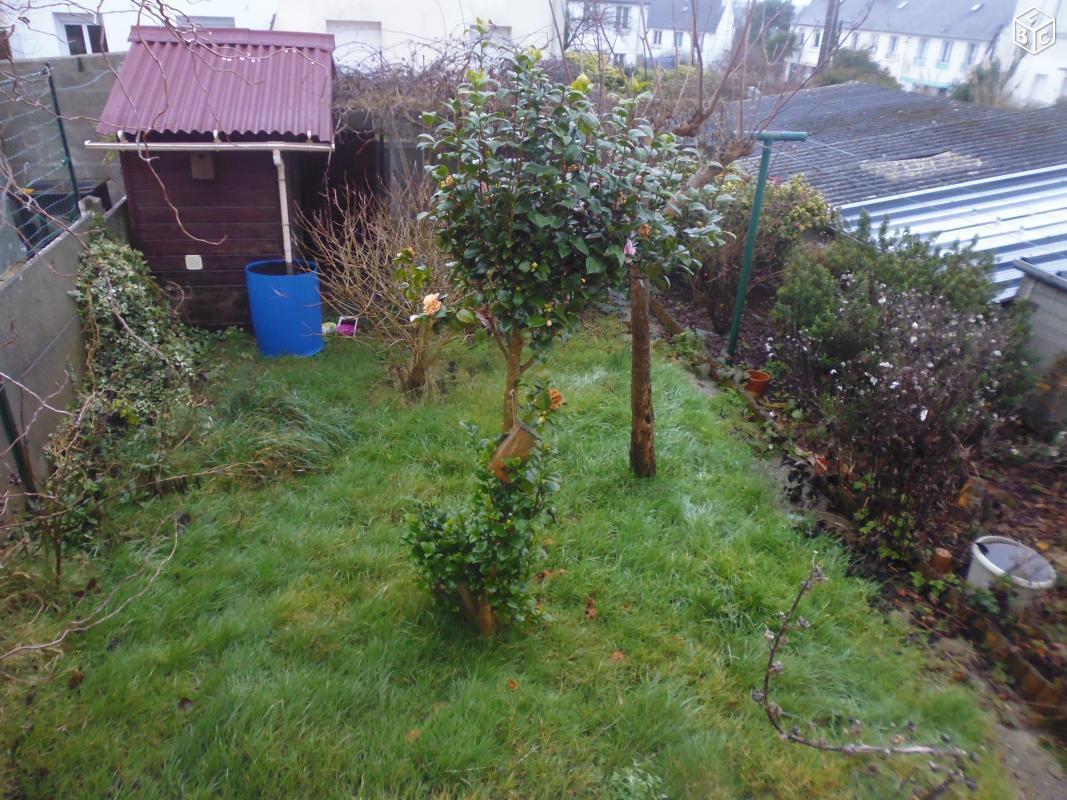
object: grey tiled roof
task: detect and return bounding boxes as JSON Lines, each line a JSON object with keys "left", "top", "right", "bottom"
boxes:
{"left": 793, "top": 0, "right": 1015, "bottom": 41}
{"left": 646, "top": 0, "right": 725, "bottom": 33}
{"left": 727, "top": 82, "right": 1067, "bottom": 205}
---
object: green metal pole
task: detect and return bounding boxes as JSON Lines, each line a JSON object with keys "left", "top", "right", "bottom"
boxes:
{"left": 46, "top": 63, "right": 80, "bottom": 220}
{"left": 725, "top": 130, "right": 808, "bottom": 361}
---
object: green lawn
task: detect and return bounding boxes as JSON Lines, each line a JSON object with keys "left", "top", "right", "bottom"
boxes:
{"left": 2, "top": 322, "right": 1009, "bottom": 798}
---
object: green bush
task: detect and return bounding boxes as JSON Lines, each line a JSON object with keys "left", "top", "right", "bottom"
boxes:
{"left": 689, "top": 174, "right": 833, "bottom": 333}
{"left": 405, "top": 392, "right": 561, "bottom": 635}
{"left": 771, "top": 217, "right": 1030, "bottom": 561}
{"left": 32, "top": 227, "right": 204, "bottom": 573}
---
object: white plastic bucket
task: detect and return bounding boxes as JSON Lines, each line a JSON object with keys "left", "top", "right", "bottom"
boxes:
{"left": 966, "top": 535, "right": 1056, "bottom": 610}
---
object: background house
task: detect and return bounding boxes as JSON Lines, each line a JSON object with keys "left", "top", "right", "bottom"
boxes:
{"left": 3, "top": 1, "right": 564, "bottom": 64}
{"left": 787, "top": 0, "right": 1015, "bottom": 94}
{"left": 565, "top": 0, "right": 738, "bottom": 68}
{"left": 995, "top": 0, "right": 1067, "bottom": 106}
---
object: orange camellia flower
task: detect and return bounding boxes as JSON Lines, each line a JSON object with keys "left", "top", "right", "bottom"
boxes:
{"left": 548, "top": 388, "right": 565, "bottom": 410}
{"left": 636, "top": 223, "right": 651, "bottom": 239}
{"left": 422, "top": 293, "right": 442, "bottom": 315}
{"left": 441, "top": 175, "right": 456, "bottom": 189}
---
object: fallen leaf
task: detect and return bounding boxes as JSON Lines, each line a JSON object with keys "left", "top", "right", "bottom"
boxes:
{"left": 67, "top": 669, "right": 85, "bottom": 689}
{"left": 74, "top": 578, "right": 99, "bottom": 599}
{"left": 178, "top": 697, "right": 194, "bottom": 713}
{"left": 1035, "top": 542, "right": 1050, "bottom": 552}
{"left": 405, "top": 729, "right": 422, "bottom": 743}
{"left": 506, "top": 678, "right": 519, "bottom": 691}
{"left": 610, "top": 650, "right": 626, "bottom": 663}
{"left": 585, "top": 597, "right": 598, "bottom": 621}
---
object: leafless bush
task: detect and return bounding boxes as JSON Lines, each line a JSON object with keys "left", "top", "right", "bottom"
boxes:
{"left": 301, "top": 173, "right": 462, "bottom": 393}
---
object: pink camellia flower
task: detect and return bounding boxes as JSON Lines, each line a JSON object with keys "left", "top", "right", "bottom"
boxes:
{"left": 624, "top": 238, "right": 636, "bottom": 257}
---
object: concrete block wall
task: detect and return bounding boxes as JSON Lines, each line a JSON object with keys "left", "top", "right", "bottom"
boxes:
{"left": 0, "top": 198, "right": 128, "bottom": 523}
{"left": 4, "top": 53, "right": 126, "bottom": 191}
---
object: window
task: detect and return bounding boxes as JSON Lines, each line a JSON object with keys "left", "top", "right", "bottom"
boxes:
{"left": 1032, "top": 73, "right": 1049, "bottom": 97}
{"left": 851, "top": 32, "right": 859, "bottom": 49}
{"left": 887, "top": 35, "right": 899, "bottom": 56}
{"left": 964, "top": 42, "right": 979, "bottom": 65}
{"left": 326, "top": 20, "right": 383, "bottom": 66}
{"left": 915, "top": 37, "right": 929, "bottom": 65}
{"left": 652, "top": 29, "right": 662, "bottom": 45}
{"left": 615, "top": 5, "right": 631, "bottom": 31}
{"left": 177, "top": 15, "right": 236, "bottom": 29}
{"left": 674, "top": 30, "right": 684, "bottom": 47}
{"left": 55, "top": 14, "right": 107, "bottom": 56}
{"left": 937, "top": 40, "right": 952, "bottom": 67}
{"left": 868, "top": 34, "right": 879, "bottom": 53}
{"left": 1060, "top": 74, "right": 1067, "bottom": 100}
{"left": 812, "top": 30, "right": 821, "bottom": 48}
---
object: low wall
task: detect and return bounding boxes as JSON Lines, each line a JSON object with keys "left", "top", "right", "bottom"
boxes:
{"left": 0, "top": 197, "right": 128, "bottom": 522}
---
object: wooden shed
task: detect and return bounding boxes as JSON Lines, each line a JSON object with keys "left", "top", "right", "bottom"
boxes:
{"left": 91, "top": 26, "right": 375, "bottom": 326}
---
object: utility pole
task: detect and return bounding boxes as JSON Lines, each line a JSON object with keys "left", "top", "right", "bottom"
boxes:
{"left": 817, "top": 0, "right": 839, "bottom": 69}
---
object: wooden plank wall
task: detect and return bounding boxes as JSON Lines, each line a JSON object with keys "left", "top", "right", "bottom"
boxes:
{"left": 122, "top": 150, "right": 283, "bottom": 326}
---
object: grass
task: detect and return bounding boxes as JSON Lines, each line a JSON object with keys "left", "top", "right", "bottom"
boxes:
{"left": 2, "top": 321, "right": 1010, "bottom": 798}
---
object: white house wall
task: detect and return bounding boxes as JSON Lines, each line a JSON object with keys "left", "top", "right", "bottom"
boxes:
{"left": 4, "top": 1, "right": 563, "bottom": 63}
{"left": 6, "top": 1, "right": 271, "bottom": 60}
{"left": 997, "top": 0, "right": 1067, "bottom": 105}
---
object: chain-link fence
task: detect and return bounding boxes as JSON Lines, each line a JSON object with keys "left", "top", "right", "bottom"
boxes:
{"left": 0, "top": 65, "right": 80, "bottom": 273}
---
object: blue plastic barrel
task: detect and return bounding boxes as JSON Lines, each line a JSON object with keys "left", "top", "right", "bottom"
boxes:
{"left": 245, "top": 259, "right": 324, "bottom": 357}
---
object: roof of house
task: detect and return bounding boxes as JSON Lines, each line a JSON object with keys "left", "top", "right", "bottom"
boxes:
{"left": 793, "top": 0, "right": 1014, "bottom": 41}
{"left": 726, "top": 82, "right": 1067, "bottom": 205}
{"left": 646, "top": 0, "right": 726, "bottom": 34}
{"left": 839, "top": 164, "right": 1067, "bottom": 299}
{"left": 97, "top": 27, "right": 335, "bottom": 142}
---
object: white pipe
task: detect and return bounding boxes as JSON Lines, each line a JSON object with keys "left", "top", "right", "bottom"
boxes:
{"left": 273, "top": 149, "right": 293, "bottom": 273}
{"left": 83, "top": 139, "right": 334, "bottom": 152}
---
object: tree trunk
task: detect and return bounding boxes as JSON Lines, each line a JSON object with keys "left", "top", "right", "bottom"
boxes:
{"left": 629, "top": 271, "right": 656, "bottom": 478}
{"left": 502, "top": 333, "right": 524, "bottom": 433}
{"left": 404, "top": 353, "right": 427, "bottom": 393}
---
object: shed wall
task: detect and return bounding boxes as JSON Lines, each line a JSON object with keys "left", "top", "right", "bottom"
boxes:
{"left": 122, "top": 149, "right": 283, "bottom": 326}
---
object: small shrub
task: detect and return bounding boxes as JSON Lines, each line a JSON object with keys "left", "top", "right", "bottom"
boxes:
{"left": 405, "top": 392, "right": 561, "bottom": 635}
{"left": 689, "top": 174, "right": 833, "bottom": 333}
{"left": 771, "top": 218, "right": 1030, "bottom": 561}
{"left": 815, "top": 48, "right": 901, "bottom": 89}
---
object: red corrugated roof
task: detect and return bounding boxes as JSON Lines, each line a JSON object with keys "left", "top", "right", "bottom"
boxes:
{"left": 97, "top": 27, "right": 334, "bottom": 142}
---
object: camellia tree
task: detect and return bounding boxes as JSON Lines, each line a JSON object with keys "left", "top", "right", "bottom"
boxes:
{"left": 419, "top": 46, "right": 721, "bottom": 447}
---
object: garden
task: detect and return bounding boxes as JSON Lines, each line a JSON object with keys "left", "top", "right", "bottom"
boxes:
{"left": 1, "top": 45, "right": 1063, "bottom": 799}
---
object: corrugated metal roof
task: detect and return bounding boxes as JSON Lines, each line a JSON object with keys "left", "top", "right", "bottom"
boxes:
{"left": 840, "top": 164, "right": 1067, "bottom": 300}
{"left": 724, "top": 83, "right": 1067, "bottom": 205}
{"left": 97, "top": 27, "right": 334, "bottom": 142}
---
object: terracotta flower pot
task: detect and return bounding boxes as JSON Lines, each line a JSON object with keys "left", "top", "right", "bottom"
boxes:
{"left": 746, "top": 369, "right": 771, "bottom": 399}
